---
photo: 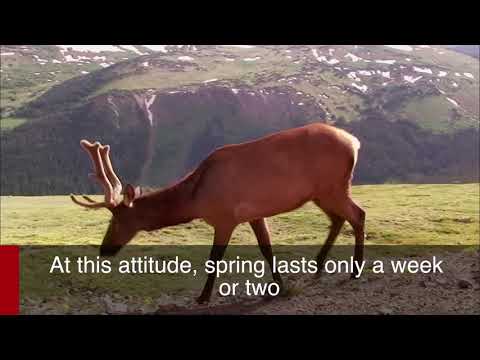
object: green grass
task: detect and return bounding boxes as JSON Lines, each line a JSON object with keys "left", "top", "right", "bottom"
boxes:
{"left": 94, "top": 53, "right": 302, "bottom": 96}
{"left": 401, "top": 95, "right": 476, "bottom": 133}
{"left": 5, "top": 183, "right": 478, "bottom": 305}
{"left": 0, "top": 117, "right": 27, "bottom": 131}
{"left": 2, "top": 184, "right": 478, "bottom": 246}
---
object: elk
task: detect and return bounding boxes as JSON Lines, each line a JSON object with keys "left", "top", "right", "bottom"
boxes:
{"left": 71, "top": 123, "right": 365, "bottom": 304}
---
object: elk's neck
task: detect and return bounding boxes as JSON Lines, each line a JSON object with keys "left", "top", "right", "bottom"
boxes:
{"left": 134, "top": 178, "right": 198, "bottom": 231}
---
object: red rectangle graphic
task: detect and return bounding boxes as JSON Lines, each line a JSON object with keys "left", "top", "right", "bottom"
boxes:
{"left": 0, "top": 246, "right": 20, "bottom": 315}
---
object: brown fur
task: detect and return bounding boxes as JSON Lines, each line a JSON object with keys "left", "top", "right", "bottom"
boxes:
{"left": 73, "top": 122, "right": 366, "bottom": 303}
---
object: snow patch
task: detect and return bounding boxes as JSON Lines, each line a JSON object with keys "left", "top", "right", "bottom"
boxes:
{"left": 345, "top": 53, "right": 363, "bottom": 62}
{"left": 141, "top": 61, "right": 149, "bottom": 67}
{"left": 52, "top": 59, "right": 62, "bottom": 64}
{"left": 446, "top": 97, "right": 458, "bottom": 107}
{"left": 145, "top": 95, "right": 157, "bottom": 126}
{"left": 223, "top": 45, "right": 255, "bottom": 49}
{"left": 99, "top": 63, "right": 110, "bottom": 68}
{"left": 203, "top": 78, "right": 218, "bottom": 83}
{"left": 231, "top": 88, "right": 239, "bottom": 94}
{"left": 413, "top": 66, "right": 433, "bottom": 74}
{"left": 141, "top": 45, "right": 168, "bottom": 52}
{"left": 385, "top": 45, "right": 413, "bottom": 51}
{"left": 107, "top": 96, "right": 120, "bottom": 118}
{"left": 463, "top": 73, "right": 474, "bottom": 79}
{"left": 351, "top": 83, "right": 368, "bottom": 93}
{"left": 224, "top": 58, "right": 235, "bottom": 62}
{"left": 57, "top": 45, "right": 124, "bottom": 53}
{"left": 243, "top": 57, "right": 261, "bottom": 62}
{"left": 178, "top": 56, "right": 194, "bottom": 62}
{"left": 326, "top": 58, "right": 339, "bottom": 65}
{"left": 404, "top": 75, "right": 423, "bottom": 83}
{"left": 0, "top": 52, "right": 15, "bottom": 56}
{"left": 33, "top": 55, "right": 48, "bottom": 63}
{"left": 347, "top": 72, "right": 360, "bottom": 81}
{"left": 381, "top": 71, "right": 391, "bottom": 79}
{"left": 438, "top": 71, "right": 448, "bottom": 77}
{"left": 64, "top": 55, "right": 80, "bottom": 62}
{"left": 119, "top": 45, "right": 145, "bottom": 55}
{"left": 358, "top": 70, "right": 372, "bottom": 76}
{"left": 312, "top": 49, "right": 340, "bottom": 65}
{"left": 452, "top": 82, "right": 458, "bottom": 87}
{"left": 375, "top": 59, "right": 396, "bottom": 64}
{"left": 81, "top": 71, "right": 89, "bottom": 74}
{"left": 312, "top": 49, "right": 321, "bottom": 61}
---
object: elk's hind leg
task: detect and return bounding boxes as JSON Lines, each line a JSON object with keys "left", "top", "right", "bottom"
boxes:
{"left": 315, "top": 197, "right": 365, "bottom": 279}
{"left": 346, "top": 199, "right": 366, "bottom": 278}
{"left": 313, "top": 202, "right": 345, "bottom": 276}
{"left": 196, "top": 224, "right": 235, "bottom": 304}
{"left": 249, "top": 218, "right": 284, "bottom": 291}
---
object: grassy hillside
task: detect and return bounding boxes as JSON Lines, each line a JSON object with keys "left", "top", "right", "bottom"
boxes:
{"left": 2, "top": 184, "right": 478, "bottom": 246}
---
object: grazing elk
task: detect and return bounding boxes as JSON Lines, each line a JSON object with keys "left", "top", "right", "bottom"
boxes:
{"left": 71, "top": 123, "right": 365, "bottom": 304}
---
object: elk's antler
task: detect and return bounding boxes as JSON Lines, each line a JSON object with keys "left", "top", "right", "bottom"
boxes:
{"left": 70, "top": 140, "right": 123, "bottom": 209}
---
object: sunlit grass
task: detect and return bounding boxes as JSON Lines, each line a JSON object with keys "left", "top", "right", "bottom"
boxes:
{"left": 2, "top": 184, "right": 478, "bottom": 246}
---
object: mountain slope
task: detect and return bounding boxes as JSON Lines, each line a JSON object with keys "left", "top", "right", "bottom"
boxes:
{"left": 0, "top": 45, "right": 198, "bottom": 118}
{"left": 1, "top": 45, "right": 479, "bottom": 195}
{"left": 13, "top": 45, "right": 479, "bottom": 133}
{"left": 446, "top": 45, "right": 480, "bottom": 58}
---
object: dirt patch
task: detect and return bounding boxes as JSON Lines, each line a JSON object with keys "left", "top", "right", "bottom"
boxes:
{"left": 21, "top": 249, "right": 479, "bottom": 315}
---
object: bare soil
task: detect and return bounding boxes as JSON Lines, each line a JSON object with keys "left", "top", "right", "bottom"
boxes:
{"left": 22, "top": 249, "right": 479, "bottom": 315}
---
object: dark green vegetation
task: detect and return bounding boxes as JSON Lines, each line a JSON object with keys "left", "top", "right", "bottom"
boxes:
{"left": 1, "top": 45, "right": 479, "bottom": 195}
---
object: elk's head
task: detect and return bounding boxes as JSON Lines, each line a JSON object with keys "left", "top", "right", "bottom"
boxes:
{"left": 71, "top": 140, "right": 142, "bottom": 257}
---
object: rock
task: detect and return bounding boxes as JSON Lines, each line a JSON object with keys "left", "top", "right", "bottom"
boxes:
{"left": 103, "top": 295, "right": 128, "bottom": 314}
{"left": 106, "top": 302, "right": 128, "bottom": 314}
{"left": 458, "top": 279, "right": 473, "bottom": 289}
{"left": 435, "top": 278, "right": 448, "bottom": 286}
{"left": 389, "top": 291, "right": 399, "bottom": 298}
{"left": 378, "top": 306, "right": 394, "bottom": 315}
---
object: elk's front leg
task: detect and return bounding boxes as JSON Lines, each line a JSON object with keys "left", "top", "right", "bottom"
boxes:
{"left": 196, "top": 225, "right": 234, "bottom": 304}
{"left": 249, "top": 218, "right": 284, "bottom": 291}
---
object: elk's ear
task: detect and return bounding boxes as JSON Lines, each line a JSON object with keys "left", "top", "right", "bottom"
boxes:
{"left": 123, "top": 184, "right": 140, "bottom": 208}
